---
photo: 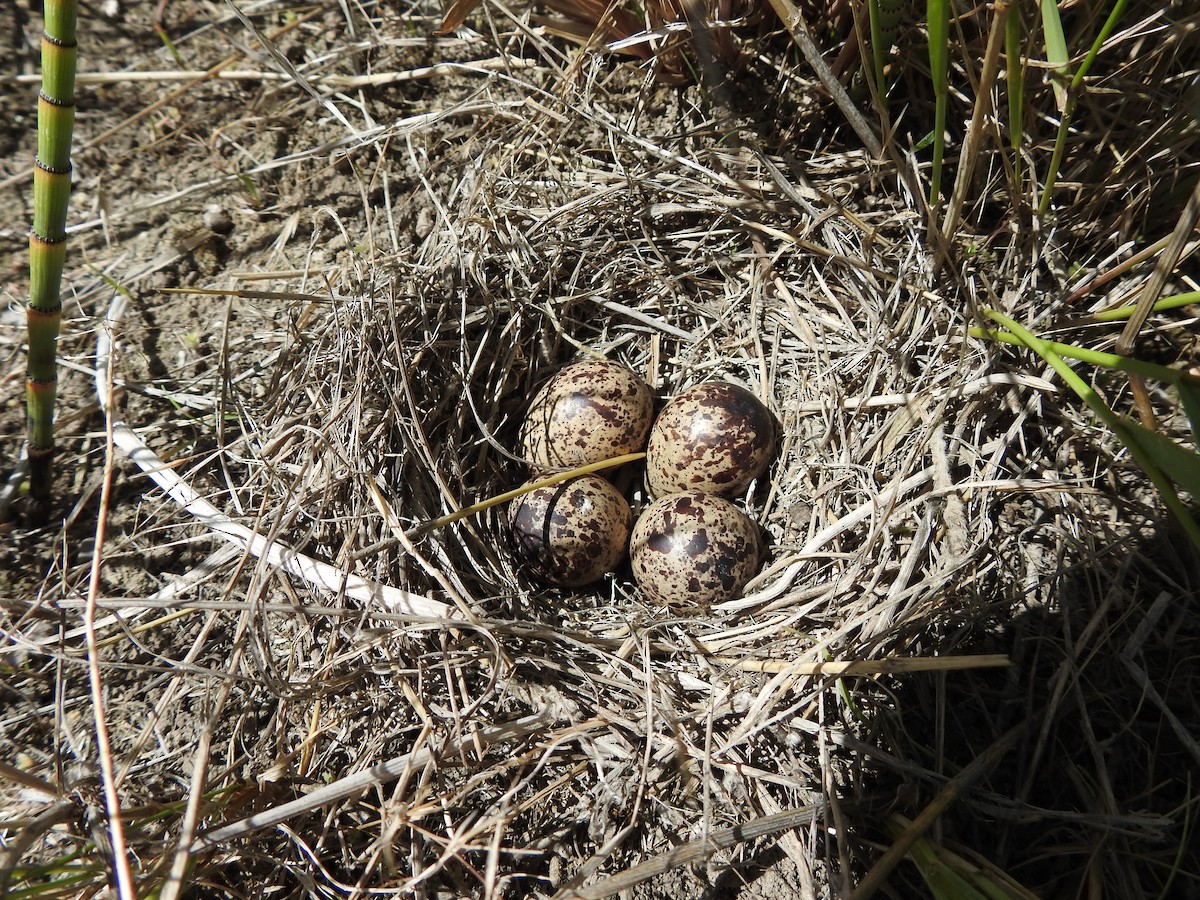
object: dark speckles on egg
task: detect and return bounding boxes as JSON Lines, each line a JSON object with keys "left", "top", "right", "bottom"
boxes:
{"left": 629, "top": 491, "right": 763, "bottom": 607}
{"left": 520, "top": 360, "right": 654, "bottom": 470}
{"left": 508, "top": 475, "right": 632, "bottom": 587}
{"left": 646, "top": 382, "right": 775, "bottom": 498}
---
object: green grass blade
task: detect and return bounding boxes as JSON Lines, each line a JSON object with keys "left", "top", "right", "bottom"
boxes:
{"left": 1037, "top": 0, "right": 1129, "bottom": 214}
{"left": 1039, "top": 0, "right": 1069, "bottom": 110}
{"left": 969, "top": 325, "right": 1200, "bottom": 387}
{"left": 1004, "top": 0, "right": 1024, "bottom": 188}
{"left": 976, "top": 314, "right": 1200, "bottom": 445}
{"left": 866, "top": 0, "right": 910, "bottom": 105}
{"left": 5, "top": 871, "right": 101, "bottom": 900}
{"left": 1070, "top": 0, "right": 1130, "bottom": 91}
{"left": 943, "top": 852, "right": 1041, "bottom": 900}
{"left": 26, "top": 0, "right": 80, "bottom": 502}
{"left": 887, "top": 814, "right": 1023, "bottom": 900}
{"left": 907, "top": 834, "right": 994, "bottom": 899}
{"left": 1093, "top": 289, "right": 1200, "bottom": 322}
{"left": 1035, "top": 0, "right": 1070, "bottom": 214}
{"left": 154, "top": 21, "right": 186, "bottom": 68}
{"left": 868, "top": 0, "right": 888, "bottom": 102}
{"left": 983, "top": 310, "right": 1200, "bottom": 548}
{"left": 1038, "top": 110, "right": 1071, "bottom": 214}
{"left": 1174, "top": 380, "right": 1200, "bottom": 447}
{"left": 927, "top": 0, "right": 950, "bottom": 209}
{"left": 1120, "top": 424, "right": 1200, "bottom": 498}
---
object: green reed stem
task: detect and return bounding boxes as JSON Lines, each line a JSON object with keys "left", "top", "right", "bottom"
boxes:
{"left": 1094, "top": 290, "right": 1200, "bottom": 323}
{"left": 26, "top": 0, "right": 79, "bottom": 501}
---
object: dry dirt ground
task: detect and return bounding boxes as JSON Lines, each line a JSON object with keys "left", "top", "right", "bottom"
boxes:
{"left": 2, "top": 0, "right": 1199, "bottom": 897}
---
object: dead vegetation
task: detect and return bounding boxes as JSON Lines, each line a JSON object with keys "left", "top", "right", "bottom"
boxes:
{"left": 1, "top": 0, "right": 1199, "bottom": 897}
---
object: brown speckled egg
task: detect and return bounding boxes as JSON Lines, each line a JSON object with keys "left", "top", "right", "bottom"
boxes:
{"left": 508, "top": 475, "right": 632, "bottom": 586}
{"left": 646, "top": 382, "right": 775, "bottom": 497}
{"left": 520, "top": 360, "right": 653, "bottom": 470}
{"left": 629, "top": 491, "right": 762, "bottom": 607}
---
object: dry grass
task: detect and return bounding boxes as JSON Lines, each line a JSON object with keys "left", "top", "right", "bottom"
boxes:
{"left": 2, "top": 0, "right": 1199, "bottom": 897}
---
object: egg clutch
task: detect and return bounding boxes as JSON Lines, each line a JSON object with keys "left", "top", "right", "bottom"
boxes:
{"left": 507, "top": 359, "right": 775, "bottom": 607}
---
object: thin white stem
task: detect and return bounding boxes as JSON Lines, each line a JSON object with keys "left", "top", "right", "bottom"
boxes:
{"left": 0, "top": 58, "right": 535, "bottom": 88}
{"left": 159, "top": 608, "right": 253, "bottom": 900}
{"left": 94, "top": 294, "right": 456, "bottom": 620}
{"left": 190, "top": 713, "right": 549, "bottom": 852}
{"left": 84, "top": 325, "right": 139, "bottom": 900}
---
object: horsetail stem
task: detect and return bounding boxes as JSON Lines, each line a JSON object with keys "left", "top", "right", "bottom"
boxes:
{"left": 26, "top": 0, "right": 79, "bottom": 501}
{"left": 865, "top": 0, "right": 910, "bottom": 103}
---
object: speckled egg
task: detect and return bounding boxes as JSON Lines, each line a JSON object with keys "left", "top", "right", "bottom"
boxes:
{"left": 520, "top": 360, "right": 653, "bottom": 470}
{"left": 646, "top": 382, "right": 775, "bottom": 497}
{"left": 629, "top": 492, "right": 763, "bottom": 607}
{"left": 508, "top": 475, "right": 633, "bottom": 586}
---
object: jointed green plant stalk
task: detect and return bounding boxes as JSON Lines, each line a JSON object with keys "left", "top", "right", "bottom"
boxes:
{"left": 26, "top": 0, "right": 79, "bottom": 502}
{"left": 862, "top": 0, "right": 911, "bottom": 104}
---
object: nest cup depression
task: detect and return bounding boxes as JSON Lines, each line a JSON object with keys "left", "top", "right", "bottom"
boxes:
{"left": 507, "top": 363, "right": 774, "bottom": 600}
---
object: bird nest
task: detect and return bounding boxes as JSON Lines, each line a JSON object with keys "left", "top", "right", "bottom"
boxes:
{"left": 2, "top": 1, "right": 1198, "bottom": 896}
